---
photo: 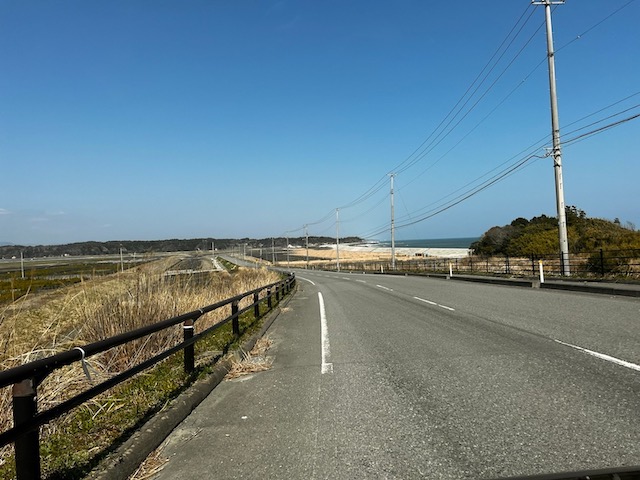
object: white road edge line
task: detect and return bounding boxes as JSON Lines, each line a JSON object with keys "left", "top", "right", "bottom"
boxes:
{"left": 318, "top": 292, "right": 333, "bottom": 374}
{"left": 554, "top": 339, "right": 640, "bottom": 372}
{"left": 298, "top": 276, "right": 316, "bottom": 286}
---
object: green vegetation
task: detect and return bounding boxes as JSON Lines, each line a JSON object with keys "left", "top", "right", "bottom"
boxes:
{"left": 0, "top": 262, "right": 133, "bottom": 304}
{"left": 471, "top": 207, "right": 640, "bottom": 258}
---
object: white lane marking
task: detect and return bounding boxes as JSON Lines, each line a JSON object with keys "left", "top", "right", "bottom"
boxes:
{"left": 318, "top": 292, "right": 333, "bottom": 374}
{"left": 298, "top": 276, "right": 316, "bottom": 286}
{"left": 554, "top": 339, "right": 640, "bottom": 372}
{"left": 355, "top": 280, "right": 367, "bottom": 284}
{"left": 413, "top": 296, "right": 455, "bottom": 311}
{"left": 376, "top": 284, "right": 393, "bottom": 291}
{"left": 341, "top": 277, "right": 351, "bottom": 281}
{"left": 414, "top": 296, "right": 437, "bottom": 305}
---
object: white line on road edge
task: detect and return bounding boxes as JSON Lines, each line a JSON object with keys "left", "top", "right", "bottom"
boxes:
{"left": 298, "top": 277, "right": 316, "bottom": 286}
{"left": 554, "top": 339, "right": 640, "bottom": 372}
{"left": 318, "top": 292, "right": 333, "bottom": 374}
{"left": 413, "top": 296, "right": 455, "bottom": 311}
{"left": 376, "top": 284, "right": 393, "bottom": 291}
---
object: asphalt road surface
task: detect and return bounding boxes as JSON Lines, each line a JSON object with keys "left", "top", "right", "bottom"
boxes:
{"left": 153, "top": 270, "right": 640, "bottom": 479}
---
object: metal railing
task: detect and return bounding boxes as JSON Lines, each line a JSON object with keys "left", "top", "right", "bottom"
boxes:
{"left": 312, "top": 249, "right": 640, "bottom": 280}
{"left": 0, "top": 273, "right": 295, "bottom": 479}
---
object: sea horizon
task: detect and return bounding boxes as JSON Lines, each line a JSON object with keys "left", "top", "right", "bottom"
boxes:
{"left": 375, "top": 237, "right": 479, "bottom": 249}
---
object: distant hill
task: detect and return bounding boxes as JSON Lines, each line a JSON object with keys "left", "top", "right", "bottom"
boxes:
{"left": 0, "top": 236, "right": 362, "bottom": 259}
{"left": 471, "top": 206, "right": 640, "bottom": 257}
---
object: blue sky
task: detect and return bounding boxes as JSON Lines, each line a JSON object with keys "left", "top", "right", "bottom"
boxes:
{"left": 1, "top": 0, "right": 638, "bottom": 245}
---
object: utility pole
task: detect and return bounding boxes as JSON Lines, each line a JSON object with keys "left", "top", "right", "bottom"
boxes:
{"left": 304, "top": 224, "right": 309, "bottom": 269}
{"left": 533, "top": 0, "right": 570, "bottom": 275}
{"left": 336, "top": 208, "right": 340, "bottom": 272}
{"left": 389, "top": 173, "right": 396, "bottom": 270}
{"left": 286, "top": 236, "right": 290, "bottom": 267}
{"left": 271, "top": 238, "right": 276, "bottom": 265}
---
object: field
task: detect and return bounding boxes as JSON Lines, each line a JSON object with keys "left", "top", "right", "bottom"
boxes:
{"left": 0, "top": 253, "right": 282, "bottom": 479}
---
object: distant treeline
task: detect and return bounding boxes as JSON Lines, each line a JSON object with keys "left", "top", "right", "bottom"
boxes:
{"left": 0, "top": 236, "right": 363, "bottom": 258}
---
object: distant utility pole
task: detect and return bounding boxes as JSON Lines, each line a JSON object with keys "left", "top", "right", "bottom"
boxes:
{"left": 389, "top": 173, "right": 396, "bottom": 270}
{"left": 305, "top": 224, "right": 309, "bottom": 269}
{"left": 271, "top": 238, "right": 276, "bottom": 265}
{"left": 335, "top": 209, "right": 341, "bottom": 272}
{"left": 533, "top": 0, "right": 570, "bottom": 276}
{"left": 286, "top": 236, "right": 290, "bottom": 267}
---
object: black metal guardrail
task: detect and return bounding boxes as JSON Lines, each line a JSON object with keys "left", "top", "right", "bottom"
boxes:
{"left": 0, "top": 273, "right": 295, "bottom": 479}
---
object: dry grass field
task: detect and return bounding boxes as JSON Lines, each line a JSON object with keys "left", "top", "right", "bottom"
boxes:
{"left": 0, "top": 255, "right": 281, "bottom": 479}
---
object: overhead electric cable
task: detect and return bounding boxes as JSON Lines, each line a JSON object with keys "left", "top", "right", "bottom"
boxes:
{"left": 556, "top": 0, "right": 637, "bottom": 54}
{"left": 391, "top": 4, "right": 536, "bottom": 175}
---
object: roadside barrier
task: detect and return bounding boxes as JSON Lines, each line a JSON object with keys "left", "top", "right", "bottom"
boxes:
{"left": 311, "top": 249, "right": 640, "bottom": 280}
{"left": 0, "top": 273, "right": 295, "bottom": 479}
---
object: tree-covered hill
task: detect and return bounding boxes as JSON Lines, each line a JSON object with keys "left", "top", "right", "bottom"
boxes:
{"left": 471, "top": 207, "right": 640, "bottom": 257}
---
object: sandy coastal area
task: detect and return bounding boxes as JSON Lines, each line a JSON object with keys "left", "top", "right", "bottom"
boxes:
{"left": 288, "top": 243, "right": 471, "bottom": 265}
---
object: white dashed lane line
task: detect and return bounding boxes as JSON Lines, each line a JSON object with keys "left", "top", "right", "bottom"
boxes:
{"left": 413, "top": 296, "right": 455, "bottom": 312}
{"left": 376, "top": 285, "right": 393, "bottom": 292}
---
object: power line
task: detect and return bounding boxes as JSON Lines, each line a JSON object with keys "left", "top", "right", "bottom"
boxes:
{"left": 555, "top": 0, "right": 638, "bottom": 54}
{"left": 395, "top": 6, "right": 541, "bottom": 176}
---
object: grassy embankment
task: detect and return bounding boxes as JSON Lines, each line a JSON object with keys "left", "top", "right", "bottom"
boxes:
{"left": 0, "top": 256, "right": 282, "bottom": 479}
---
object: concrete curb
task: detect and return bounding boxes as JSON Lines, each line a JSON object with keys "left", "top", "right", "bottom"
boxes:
{"left": 540, "top": 281, "right": 640, "bottom": 297}
{"left": 90, "top": 289, "right": 295, "bottom": 480}
{"left": 445, "top": 274, "right": 640, "bottom": 297}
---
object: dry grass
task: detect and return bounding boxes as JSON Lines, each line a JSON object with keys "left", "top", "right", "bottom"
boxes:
{"left": 225, "top": 336, "right": 274, "bottom": 379}
{"left": 128, "top": 445, "right": 169, "bottom": 480}
{"left": 0, "top": 256, "right": 281, "bottom": 477}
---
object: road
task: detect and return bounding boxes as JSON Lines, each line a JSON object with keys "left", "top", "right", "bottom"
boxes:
{"left": 153, "top": 270, "right": 640, "bottom": 479}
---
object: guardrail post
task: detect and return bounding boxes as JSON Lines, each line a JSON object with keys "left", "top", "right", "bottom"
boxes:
{"left": 275, "top": 284, "right": 280, "bottom": 302}
{"left": 232, "top": 301, "right": 240, "bottom": 337}
{"left": 183, "top": 319, "right": 195, "bottom": 373}
{"left": 13, "top": 379, "right": 40, "bottom": 480}
{"left": 267, "top": 289, "right": 272, "bottom": 310}
{"left": 253, "top": 292, "right": 260, "bottom": 319}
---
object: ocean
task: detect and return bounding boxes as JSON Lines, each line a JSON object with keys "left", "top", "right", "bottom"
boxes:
{"left": 377, "top": 237, "right": 479, "bottom": 249}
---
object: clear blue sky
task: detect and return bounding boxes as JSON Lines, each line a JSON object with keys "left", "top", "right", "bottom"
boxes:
{"left": 1, "top": 0, "right": 638, "bottom": 245}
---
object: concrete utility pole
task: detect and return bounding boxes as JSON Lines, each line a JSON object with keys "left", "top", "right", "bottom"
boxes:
{"left": 336, "top": 209, "right": 340, "bottom": 272}
{"left": 533, "top": 0, "right": 571, "bottom": 275}
{"left": 286, "top": 236, "right": 290, "bottom": 267}
{"left": 271, "top": 238, "right": 275, "bottom": 265}
{"left": 304, "top": 224, "right": 309, "bottom": 269}
{"left": 389, "top": 173, "right": 396, "bottom": 270}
